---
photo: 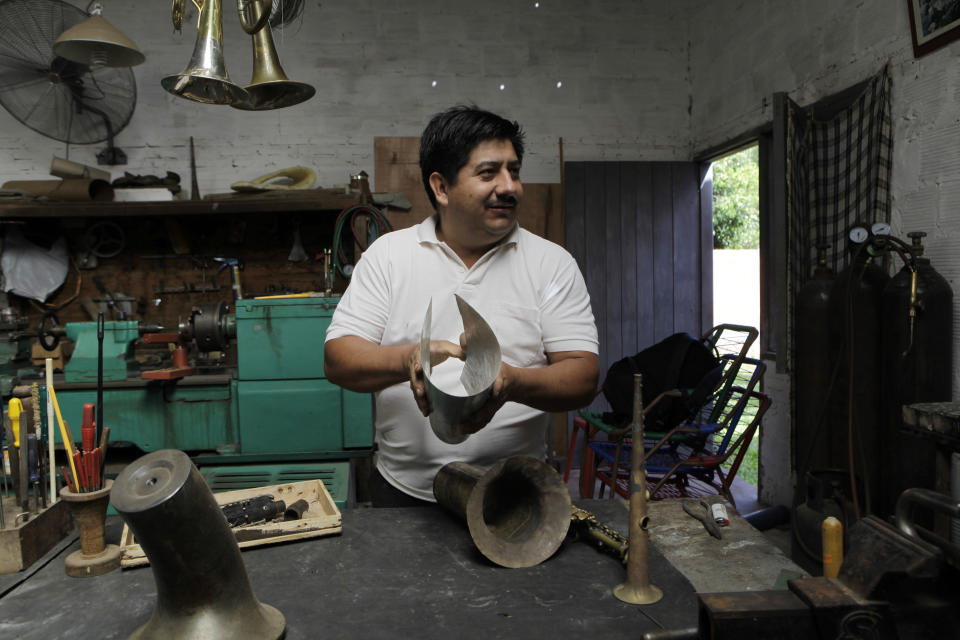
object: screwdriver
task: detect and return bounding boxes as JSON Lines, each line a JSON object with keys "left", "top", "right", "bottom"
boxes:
{"left": 9, "top": 398, "right": 26, "bottom": 509}
{"left": 31, "top": 383, "right": 47, "bottom": 509}
{"left": 81, "top": 403, "right": 96, "bottom": 453}
{"left": 81, "top": 403, "right": 97, "bottom": 491}
{"left": 27, "top": 434, "right": 38, "bottom": 512}
{"left": 0, "top": 429, "right": 5, "bottom": 528}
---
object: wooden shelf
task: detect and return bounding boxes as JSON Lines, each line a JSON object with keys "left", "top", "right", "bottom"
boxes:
{"left": 0, "top": 189, "right": 360, "bottom": 219}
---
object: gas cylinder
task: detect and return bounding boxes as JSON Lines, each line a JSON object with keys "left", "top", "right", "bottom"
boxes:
{"left": 879, "top": 231, "right": 953, "bottom": 518}
{"left": 827, "top": 238, "right": 889, "bottom": 516}
{"left": 794, "top": 245, "right": 835, "bottom": 504}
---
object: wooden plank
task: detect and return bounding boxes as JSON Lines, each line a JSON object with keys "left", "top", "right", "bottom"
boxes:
{"left": 652, "top": 164, "right": 675, "bottom": 341}
{"left": 772, "top": 94, "right": 789, "bottom": 373}
{"left": 635, "top": 163, "right": 656, "bottom": 351}
{"left": 699, "top": 163, "right": 714, "bottom": 334}
{"left": 542, "top": 183, "right": 564, "bottom": 247}
{"left": 374, "top": 136, "right": 431, "bottom": 231}
{"left": 673, "top": 162, "right": 701, "bottom": 334}
{"left": 564, "top": 163, "right": 587, "bottom": 270}
{"left": 374, "top": 136, "right": 561, "bottom": 241}
{"left": 517, "top": 183, "right": 560, "bottom": 239}
{"left": 603, "top": 164, "right": 622, "bottom": 374}
{"left": 619, "top": 163, "right": 639, "bottom": 358}
{"left": 583, "top": 163, "right": 608, "bottom": 378}
{"left": 0, "top": 189, "right": 359, "bottom": 219}
{"left": 0, "top": 500, "right": 72, "bottom": 574}
{"left": 649, "top": 495, "right": 806, "bottom": 593}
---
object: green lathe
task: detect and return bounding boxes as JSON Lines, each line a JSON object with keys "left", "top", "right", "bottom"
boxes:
{"left": 29, "top": 296, "right": 371, "bottom": 506}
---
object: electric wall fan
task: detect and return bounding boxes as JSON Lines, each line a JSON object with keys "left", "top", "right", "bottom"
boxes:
{"left": 0, "top": 0, "right": 136, "bottom": 164}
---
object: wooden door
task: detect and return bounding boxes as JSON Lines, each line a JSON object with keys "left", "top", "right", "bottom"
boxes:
{"left": 564, "top": 161, "right": 713, "bottom": 410}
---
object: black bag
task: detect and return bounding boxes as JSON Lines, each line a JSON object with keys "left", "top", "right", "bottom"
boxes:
{"left": 600, "top": 332, "right": 722, "bottom": 431}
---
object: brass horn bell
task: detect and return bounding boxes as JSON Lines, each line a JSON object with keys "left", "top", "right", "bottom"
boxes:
{"left": 162, "top": 0, "right": 249, "bottom": 105}
{"left": 433, "top": 456, "right": 572, "bottom": 568}
{"left": 110, "top": 449, "right": 285, "bottom": 640}
{"left": 233, "top": 0, "right": 315, "bottom": 110}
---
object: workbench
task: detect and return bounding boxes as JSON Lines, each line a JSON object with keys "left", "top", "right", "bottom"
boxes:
{"left": 1, "top": 500, "right": 702, "bottom": 639}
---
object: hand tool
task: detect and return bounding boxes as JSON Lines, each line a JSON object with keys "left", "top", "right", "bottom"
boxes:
{"left": 31, "top": 383, "right": 47, "bottom": 508}
{"left": 681, "top": 498, "right": 723, "bottom": 539}
{"left": 60, "top": 466, "right": 74, "bottom": 492}
{"left": 96, "top": 312, "right": 104, "bottom": 447}
{"left": 213, "top": 256, "right": 244, "bottom": 300}
{"left": 283, "top": 499, "right": 310, "bottom": 521}
{"left": 44, "top": 359, "right": 57, "bottom": 504}
{"left": 570, "top": 504, "right": 629, "bottom": 565}
{"left": 47, "top": 384, "right": 80, "bottom": 492}
{"left": 6, "top": 437, "right": 22, "bottom": 510}
{"left": 0, "top": 432, "right": 5, "bottom": 529}
{"left": 10, "top": 398, "right": 28, "bottom": 509}
{"left": 81, "top": 403, "right": 96, "bottom": 453}
{"left": 27, "top": 434, "right": 38, "bottom": 512}
{"left": 98, "top": 426, "right": 110, "bottom": 488}
{"left": 219, "top": 494, "right": 286, "bottom": 527}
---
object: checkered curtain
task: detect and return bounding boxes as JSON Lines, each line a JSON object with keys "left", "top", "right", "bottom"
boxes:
{"left": 784, "top": 66, "right": 893, "bottom": 373}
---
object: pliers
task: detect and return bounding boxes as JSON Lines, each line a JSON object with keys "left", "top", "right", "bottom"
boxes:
{"left": 682, "top": 498, "right": 722, "bottom": 539}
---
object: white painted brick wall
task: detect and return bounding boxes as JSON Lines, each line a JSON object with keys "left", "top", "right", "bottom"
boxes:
{"left": 0, "top": 0, "right": 692, "bottom": 193}
{"left": 3, "top": 0, "right": 959, "bottom": 504}
{"left": 690, "top": 0, "right": 960, "bottom": 505}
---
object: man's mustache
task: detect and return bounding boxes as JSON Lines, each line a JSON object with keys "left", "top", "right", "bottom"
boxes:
{"left": 486, "top": 196, "right": 518, "bottom": 208}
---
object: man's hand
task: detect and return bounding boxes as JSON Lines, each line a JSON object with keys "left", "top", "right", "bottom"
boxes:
{"left": 408, "top": 339, "right": 464, "bottom": 416}
{"left": 456, "top": 350, "right": 600, "bottom": 434}
{"left": 455, "top": 361, "right": 516, "bottom": 434}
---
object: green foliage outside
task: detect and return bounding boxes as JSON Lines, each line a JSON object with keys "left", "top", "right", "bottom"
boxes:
{"left": 717, "top": 367, "right": 761, "bottom": 487}
{"left": 712, "top": 146, "right": 760, "bottom": 250}
{"left": 713, "top": 148, "right": 761, "bottom": 486}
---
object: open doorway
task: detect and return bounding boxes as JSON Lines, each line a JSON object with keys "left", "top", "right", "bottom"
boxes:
{"left": 710, "top": 145, "right": 761, "bottom": 491}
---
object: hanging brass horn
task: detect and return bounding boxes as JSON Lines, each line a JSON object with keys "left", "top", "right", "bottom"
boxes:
{"left": 162, "top": 0, "right": 250, "bottom": 105}
{"left": 433, "top": 456, "right": 572, "bottom": 568}
{"left": 233, "top": 0, "right": 315, "bottom": 110}
{"left": 110, "top": 449, "right": 285, "bottom": 640}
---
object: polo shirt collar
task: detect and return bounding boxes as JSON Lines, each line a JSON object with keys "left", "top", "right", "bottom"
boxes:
{"left": 417, "top": 213, "right": 520, "bottom": 248}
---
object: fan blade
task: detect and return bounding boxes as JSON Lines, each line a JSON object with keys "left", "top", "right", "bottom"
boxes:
{"left": 0, "top": 0, "right": 136, "bottom": 145}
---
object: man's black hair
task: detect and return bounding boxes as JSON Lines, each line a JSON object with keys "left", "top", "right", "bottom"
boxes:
{"left": 419, "top": 105, "right": 525, "bottom": 210}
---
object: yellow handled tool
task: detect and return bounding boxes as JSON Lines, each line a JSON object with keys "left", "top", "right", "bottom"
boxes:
{"left": 8, "top": 398, "right": 22, "bottom": 448}
{"left": 46, "top": 385, "right": 80, "bottom": 492}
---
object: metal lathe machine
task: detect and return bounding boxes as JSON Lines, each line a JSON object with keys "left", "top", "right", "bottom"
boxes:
{"left": 9, "top": 295, "right": 372, "bottom": 506}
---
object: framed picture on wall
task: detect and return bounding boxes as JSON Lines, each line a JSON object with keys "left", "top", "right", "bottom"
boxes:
{"left": 908, "top": 0, "right": 960, "bottom": 56}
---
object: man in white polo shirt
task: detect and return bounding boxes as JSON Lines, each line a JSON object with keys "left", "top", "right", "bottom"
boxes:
{"left": 324, "top": 105, "right": 599, "bottom": 506}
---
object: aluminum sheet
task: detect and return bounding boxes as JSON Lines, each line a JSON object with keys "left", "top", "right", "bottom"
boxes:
{"left": 420, "top": 295, "right": 501, "bottom": 444}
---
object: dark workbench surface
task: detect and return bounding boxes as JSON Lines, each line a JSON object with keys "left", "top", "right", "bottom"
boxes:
{"left": 0, "top": 500, "right": 697, "bottom": 639}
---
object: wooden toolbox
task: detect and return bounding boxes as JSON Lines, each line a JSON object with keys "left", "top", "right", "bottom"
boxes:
{"left": 0, "top": 499, "right": 73, "bottom": 574}
{"left": 119, "top": 478, "right": 341, "bottom": 568}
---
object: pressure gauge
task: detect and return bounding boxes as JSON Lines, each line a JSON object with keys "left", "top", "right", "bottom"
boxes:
{"left": 871, "top": 222, "right": 891, "bottom": 236}
{"left": 849, "top": 226, "right": 869, "bottom": 243}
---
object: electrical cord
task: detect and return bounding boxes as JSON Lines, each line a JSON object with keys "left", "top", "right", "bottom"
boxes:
{"left": 332, "top": 203, "right": 392, "bottom": 278}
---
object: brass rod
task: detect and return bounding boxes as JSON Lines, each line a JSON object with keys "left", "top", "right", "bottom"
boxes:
{"left": 613, "top": 373, "right": 663, "bottom": 605}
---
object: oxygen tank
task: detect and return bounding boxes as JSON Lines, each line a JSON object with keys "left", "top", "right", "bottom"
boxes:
{"left": 827, "top": 233, "right": 889, "bottom": 516}
{"left": 793, "top": 245, "right": 835, "bottom": 503}
{"left": 879, "top": 231, "right": 953, "bottom": 518}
